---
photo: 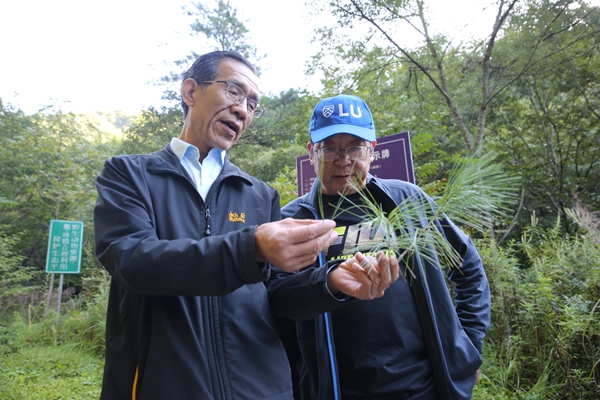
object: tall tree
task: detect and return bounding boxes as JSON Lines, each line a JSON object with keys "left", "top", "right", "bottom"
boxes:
{"left": 120, "top": 106, "right": 183, "bottom": 155}
{"left": 128, "top": 2, "right": 309, "bottom": 191}
{"left": 0, "top": 101, "right": 115, "bottom": 276}
{"left": 488, "top": 1, "right": 600, "bottom": 230}
{"left": 304, "top": 0, "right": 600, "bottom": 239}
{"left": 160, "top": 0, "right": 264, "bottom": 100}
{"left": 187, "top": 0, "right": 262, "bottom": 63}
{"left": 139, "top": 0, "right": 268, "bottom": 159}
{"left": 307, "top": 0, "right": 598, "bottom": 157}
{"left": 307, "top": 0, "right": 519, "bottom": 155}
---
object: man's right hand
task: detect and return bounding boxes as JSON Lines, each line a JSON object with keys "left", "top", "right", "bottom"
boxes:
{"left": 255, "top": 218, "right": 338, "bottom": 272}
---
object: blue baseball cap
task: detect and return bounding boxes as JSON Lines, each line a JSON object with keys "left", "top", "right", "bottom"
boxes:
{"left": 309, "top": 94, "right": 376, "bottom": 143}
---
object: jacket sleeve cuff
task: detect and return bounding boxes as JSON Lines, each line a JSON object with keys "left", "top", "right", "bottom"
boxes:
{"left": 258, "top": 262, "right": 271, "bottom": 280}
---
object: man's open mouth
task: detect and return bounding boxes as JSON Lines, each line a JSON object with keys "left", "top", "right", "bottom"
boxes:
{"left": 222, "top": 120, "right": 239, "bottom": 134}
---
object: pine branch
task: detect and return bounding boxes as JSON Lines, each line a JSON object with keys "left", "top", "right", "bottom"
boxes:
{"left": 329, "top": 152, "right": 519, "bottom": 277}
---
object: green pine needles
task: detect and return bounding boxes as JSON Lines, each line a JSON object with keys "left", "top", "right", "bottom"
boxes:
{"left": 317, "top": 152, "right": 520, "bottom": 277}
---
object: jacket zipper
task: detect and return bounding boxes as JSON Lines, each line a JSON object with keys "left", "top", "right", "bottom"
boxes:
{"left": 205, "top": 208, "right": 211, "bottom": 235}
{"left": 207, "top": 296, "right": 228, "bottom": 399}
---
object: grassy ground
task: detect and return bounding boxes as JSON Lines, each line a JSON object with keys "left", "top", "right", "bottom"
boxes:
{"left": 0, "top": 345, "right": 102, "bottom": 399}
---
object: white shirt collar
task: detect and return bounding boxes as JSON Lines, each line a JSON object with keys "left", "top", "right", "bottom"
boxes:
{"left": 169, "top": 137, "right": 226, "bottom": 200}
{"left": 170, "top": 137, "right": 226, "bottom": 164}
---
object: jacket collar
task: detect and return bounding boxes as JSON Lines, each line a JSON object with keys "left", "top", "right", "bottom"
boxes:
{"left": 146, "top": 145, "right": 254, "bottom": 186}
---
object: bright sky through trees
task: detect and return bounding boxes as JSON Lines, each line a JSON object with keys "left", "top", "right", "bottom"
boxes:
{"left": 2, "top": 0, "right": 596, "bottom": 115}
{"left": 0, "top": 0, "right": 319, "bottom": 114}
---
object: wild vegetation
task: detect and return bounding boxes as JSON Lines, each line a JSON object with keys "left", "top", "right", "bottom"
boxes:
{"left": 1, "top": 0, "right": 599, "bottom": 398}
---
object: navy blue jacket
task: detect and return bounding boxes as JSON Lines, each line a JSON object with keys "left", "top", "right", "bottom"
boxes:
{"left": 267, "top": 176, "right": 491, "bottom": 400}
{"left": 94, "top": 145, "right": 293, "bottom": 400}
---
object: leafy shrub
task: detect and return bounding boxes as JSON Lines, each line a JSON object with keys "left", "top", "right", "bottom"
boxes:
{"left": 0, "top": 270, "right": 109, "bottom": 398}
{"left": 474, "top": 212, "right": 600, "bottom": 399}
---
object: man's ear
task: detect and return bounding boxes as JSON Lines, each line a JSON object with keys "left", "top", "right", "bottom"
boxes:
{"left": 181, "top": 78, "right": 199, "bottom": 107}
{"left": 307, "top": 142, "right": 314, "bottom": 165}
{"left": 370, "top": 140, "right": 377, "bottom": 161}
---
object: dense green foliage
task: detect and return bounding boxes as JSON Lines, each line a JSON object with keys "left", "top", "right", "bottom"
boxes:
{"left": 474, "top": 214, "right": 600, "bottom": 399}
{"left": 0, "top": 271, "right": 109, "bottom": 399}
{"left": 307, "top": 0, "right": 600, "bottom": 239}
{"left": 0, "top": 0, "right": 598, "bottom": 398}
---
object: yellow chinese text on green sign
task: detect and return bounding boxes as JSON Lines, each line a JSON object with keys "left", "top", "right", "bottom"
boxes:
{"left": 45, "top": 220, "right": 84, "bottom": 274}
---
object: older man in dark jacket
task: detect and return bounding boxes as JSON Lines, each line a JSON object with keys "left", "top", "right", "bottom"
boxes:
{"left": 267, "top": 94, "right": 491, "bottom": 400}
{"left": 94, "top": 51, "right": 342, "bottom": 400}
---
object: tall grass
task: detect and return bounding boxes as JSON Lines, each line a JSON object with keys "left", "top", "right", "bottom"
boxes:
{"left": 474, "top": 211, "right": 600, "bottom": 399}
{"left": 0, "top": 270, "right": 109, "bottom": 399}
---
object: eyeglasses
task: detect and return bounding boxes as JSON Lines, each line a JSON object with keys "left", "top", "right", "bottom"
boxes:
{"left": 313, "top": 146, "right": 371, "bottom": 162}
{"left": 203, "top": 80, "right": 265, "bottom": 119}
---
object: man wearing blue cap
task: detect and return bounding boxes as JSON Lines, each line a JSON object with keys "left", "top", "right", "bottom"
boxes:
{"left": 267, "top": 94, "right": 491, "bottom": 400}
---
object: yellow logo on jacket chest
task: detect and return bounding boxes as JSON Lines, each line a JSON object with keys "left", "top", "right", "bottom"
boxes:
{"left": 229, "top": 212, "right": 246, "bottom": 223}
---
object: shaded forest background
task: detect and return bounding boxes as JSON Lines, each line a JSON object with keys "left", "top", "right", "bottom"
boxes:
{"left": 1, "top": 0, "right": 599, "bottom": 398}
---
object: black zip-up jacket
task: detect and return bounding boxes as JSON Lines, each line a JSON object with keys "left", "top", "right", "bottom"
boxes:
{"left": 94, "top": 145, "right": 293, "bottom": 400}
{"left": 267, "top": 176, "right": 491, "bottom": 400}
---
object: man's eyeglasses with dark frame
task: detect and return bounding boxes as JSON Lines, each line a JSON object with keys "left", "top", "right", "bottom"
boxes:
{"left": 203, "top": 80, "right": 266, "bottom": 119}
{"left": 314, "top": 146, "right": 371, "bottom": 162}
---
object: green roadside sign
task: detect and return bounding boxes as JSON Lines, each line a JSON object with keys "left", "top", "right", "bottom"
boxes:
{"left": 45, "top": 219, "right": 84, "bottom": 274}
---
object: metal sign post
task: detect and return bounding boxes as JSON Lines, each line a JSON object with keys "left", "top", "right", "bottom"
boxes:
{"left": 45, "top": 219, "right": 84, "bottom": 316}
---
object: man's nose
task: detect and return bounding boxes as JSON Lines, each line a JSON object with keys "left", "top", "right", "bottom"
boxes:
{"left": 230, "top": 98, "right": 250, "bottom": 118}
{"left": 335, "top": 150, "right": 352, "bottom": 165}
